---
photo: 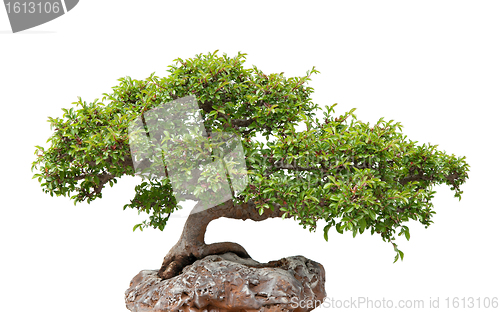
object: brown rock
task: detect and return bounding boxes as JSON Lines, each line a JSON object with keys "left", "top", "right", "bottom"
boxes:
{"left": 125, "top": 253, "right": 326, "bottom": 312}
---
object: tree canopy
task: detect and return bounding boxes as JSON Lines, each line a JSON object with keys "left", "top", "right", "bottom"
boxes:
{"left": 32, "top": 51, "right": 469, "bottom": 262}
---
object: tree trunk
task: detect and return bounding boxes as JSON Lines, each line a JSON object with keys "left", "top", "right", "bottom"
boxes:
{"left": 157, "top": 199, "right": 287, "bottom": 280}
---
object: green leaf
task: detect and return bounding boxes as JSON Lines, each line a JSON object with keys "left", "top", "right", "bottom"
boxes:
{"left": 369, "top": 210, "right": 377, "bottom": 220}
{"left": 335, "top": 223, "right": 343, "bottom": 234}
{"left": 359, "top": 218, "right": 367, "bottom": 231}
{"left": 323, "top": 223, "right": 332, "bottom": 242}
{"left": 347, "top": 222, "right": 353, "bottom": 231}
{"left": 393, "top": 252, "right": 400, "bottom": 263}
{"left": 404, "top": 229, "right": 410, "bottom": 241}
{"left": 133, "top": 224, "right": 142, "bottom": 232}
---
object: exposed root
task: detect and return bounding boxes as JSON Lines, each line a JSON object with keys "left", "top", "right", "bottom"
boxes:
{"left": 157, "top": 241, "right": 251, "bottom": 280}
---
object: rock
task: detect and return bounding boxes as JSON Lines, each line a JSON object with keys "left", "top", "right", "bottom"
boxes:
{"left": 125, "top": 252, "right": 326, "bottom": 312}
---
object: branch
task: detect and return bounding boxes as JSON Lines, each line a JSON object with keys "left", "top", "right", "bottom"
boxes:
{"left": 92, "top": 172, "right": 115, "bottom": 195}
{"left": 199, "top": 100, "right": 214, "bottom": 114}
{"left": 231, "top": 117, "right": 256, "bottom": 128}
{"left": 187, "top": 198, "right": 290, "bottom": 223}
{"left": 224, "top": 199, "right": 290, "bottom": 221}
{"left": 76, "top": 172, "right": 116, "bottom": 199}
{"left": 399, "top": 173, "right": 432, "bottom": 185}
{"left": 399, "top": 171, "right": 459, "bottom": 186}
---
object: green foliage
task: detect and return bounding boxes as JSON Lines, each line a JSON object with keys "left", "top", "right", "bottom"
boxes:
{"left": 32, "top": 51, "right": 470, "bottom": 261}
{"left": 32, "top": 51, "right": 318, "bottom": 230}
{"left": 239, "top": 104, "right": 469, "bottom": 262}
{"left": 124, "top": 178, "right": 181, "bottom": 232}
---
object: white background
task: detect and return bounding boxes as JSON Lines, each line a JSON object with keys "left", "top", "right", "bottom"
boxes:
{"left": 1, "top": 1, "right": 499, "bottom": 311}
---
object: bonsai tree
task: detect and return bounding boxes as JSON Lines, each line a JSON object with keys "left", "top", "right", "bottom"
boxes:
{"left": 32, "top": 51, "right": 470, "bottom": 280}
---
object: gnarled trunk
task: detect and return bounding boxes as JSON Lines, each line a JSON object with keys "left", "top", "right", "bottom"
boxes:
{"left": 157, "top": 199, "right": 287, "bottom": 280}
